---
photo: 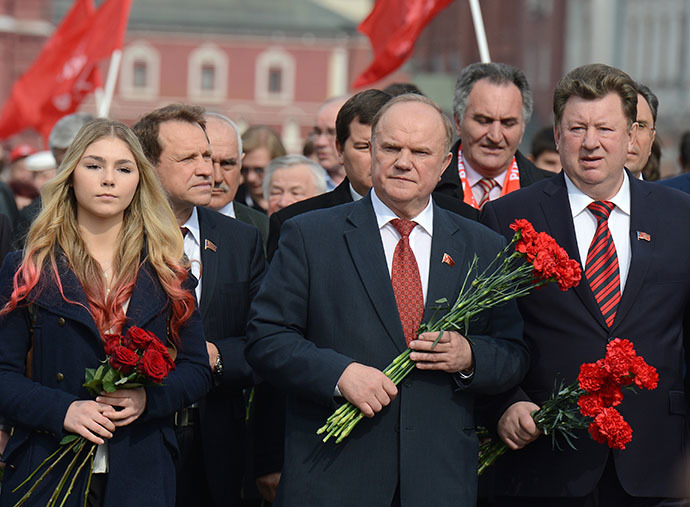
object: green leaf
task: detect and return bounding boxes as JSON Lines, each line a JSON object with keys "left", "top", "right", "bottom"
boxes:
{"left": 59, "top": 434, "right": 79, "bottom": 446}
{"left": 102, "top": 379, "right": 116, "bottom": 393}
{"left": 83, "top": 379, "right": 103, "bottom": 397}
{"left": 83, "top": 368, "right": 96, "bottom": 384}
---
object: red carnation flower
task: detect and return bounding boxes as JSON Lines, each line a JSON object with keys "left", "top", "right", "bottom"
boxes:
{"left": 578, "top": 360, "right": 608, "bottom": 392}
{"left": 595, "top": 379, "right": 624, "bottom": 408}
{"left": 578, "top": 392, "right": 606, "bottom": 418}
{"left": 588, "top": 407, "right": 633, "bottom": 450}
{"left": 630, "top": 356, "right": 659, "bottom": 390}
{"left": 109, "top": 346, "right": 140, "bottom": 375}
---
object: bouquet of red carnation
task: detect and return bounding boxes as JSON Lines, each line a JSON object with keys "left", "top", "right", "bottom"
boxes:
{"left": 12, "top": 326, "right": 175, "bottom": 507}
{"left": 478, "top": 338, "right": 658, "bottom": 475}
{"left": 318, "top": 219, "right": 582, "bottom": 444}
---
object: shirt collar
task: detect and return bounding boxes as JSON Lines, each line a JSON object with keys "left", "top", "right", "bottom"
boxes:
{"left": 218, "top": 201, "right": 235, "bottom": 218}
{"left": 182, "top": 206, "right": 201, "bottom": 245}
{"left": 371, "top": 189, "right": 434, "bottom": 236}
{"left": 462, "top": 152, "right": 508, "bottom": 189}
{"left": 564, "top": 170, "right": 631, "bottom": 218}
{"left": 349, "top": 182, "right": 365, "bottom": 202}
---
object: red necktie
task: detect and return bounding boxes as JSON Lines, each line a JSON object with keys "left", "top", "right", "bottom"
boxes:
{"left": 390, "top": 219, "right": 424, "bottom": 345}
{"left": 476, "top": 177, "right": 498, "bottom": 209}
{"left": 585, "top": 201, "right": 621, "bottom": 327}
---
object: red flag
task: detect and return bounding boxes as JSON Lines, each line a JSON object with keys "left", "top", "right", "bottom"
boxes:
{"left": 0, "top": 0, "right": 132, "bottom": 141}
{"left": 353, "top": 0, "right": 453, "bottom": 89}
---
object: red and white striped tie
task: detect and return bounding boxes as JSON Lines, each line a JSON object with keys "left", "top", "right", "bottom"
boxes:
{"left": 476, "top": 177, "right": 498, "bottom": 209}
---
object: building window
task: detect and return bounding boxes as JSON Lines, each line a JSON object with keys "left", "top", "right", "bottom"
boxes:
{"left": 256, "top": 48, "right": 295, "bottom": 105}
{"left": 133, "top": 60, "right": 147, "bottom": 88}
{"left": 188, "top": 44, "right": 228, "bottom": 103}
{"left": 120, "top": 42, "right": 160, "bottom": 100}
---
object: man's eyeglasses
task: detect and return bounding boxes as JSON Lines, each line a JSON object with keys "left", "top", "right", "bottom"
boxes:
{"left": 637, "top": 121, "right": 656, "bottom": 135}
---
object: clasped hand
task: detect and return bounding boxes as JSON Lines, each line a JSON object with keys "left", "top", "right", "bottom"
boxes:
{"left": 63, "top": 387, "right": 147, "bottom": 445}
{"left": 409, "top": 330, "right": 473, "bottom": 373}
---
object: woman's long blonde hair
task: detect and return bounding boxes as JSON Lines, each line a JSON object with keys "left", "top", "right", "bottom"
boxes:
{"left": 2, "top": 119, "right": 194, "bottom": 345}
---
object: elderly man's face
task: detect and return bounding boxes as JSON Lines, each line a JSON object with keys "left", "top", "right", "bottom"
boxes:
{"left": 626, "top": 93, "right": 656, "bottom": 176}
{"left": 371, "top": 101, "right": 452, "bottom": 220}
{"left": 312, "top": 100, "right": 345, "bottom": 173}
{"left": 456, "top": 79, "right": 525, "bottom": 178}
{"left": 206, "top": 117, "right": 242, "bottom": 210}
{"left": 266, "top": 164, "right": 320, "bottom": 215}
{"left": 555, "top": 92, "right": 636, "bottom": 200}
{"left": 154, "top": 120, "right": 213, "bottom": 221}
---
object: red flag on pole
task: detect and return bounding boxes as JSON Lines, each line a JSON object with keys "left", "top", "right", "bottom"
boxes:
{"left": 0, "top": 0, "right": 132, "bottom": 141}
{"left": 353, "top": 0, "right": 453, "bottom": 89}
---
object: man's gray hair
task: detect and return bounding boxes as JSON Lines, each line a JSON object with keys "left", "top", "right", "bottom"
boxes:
{"left": 263, "top": 154, "right": 328, "bottom": 201}
{"left": 205, "top": 112, "right": 243, "bottom": 154}
{"left": 453, "top": 62, "right": 533, "bottom": 126}
{"left": 49, "top": 112, "right": 96, "bottom": 154}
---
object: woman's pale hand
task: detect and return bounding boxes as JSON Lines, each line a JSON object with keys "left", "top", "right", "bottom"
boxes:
{"left": 64, "top": 400, "right": 116, "bottom": 445}
{"left": 97, "top": 387, "right": 147, "bottom": 427}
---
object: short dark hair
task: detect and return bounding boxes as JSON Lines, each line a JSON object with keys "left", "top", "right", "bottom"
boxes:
{"left": 335, "top": 89, "right": 393, "bottom": 148}
{"left": 453, "top": 62, "right": 533, "bottom": 125}
{"left": 383, "top": 82, "right": 424, "bottom": 97}
{"left": 132, "top": 104, "right": 207, "bottom": 165}
{"left": 531, "top": 126, "right": 557, "bottom": 159}
{"left": 553, "top": 64, "right": 637, "bottom": 128}
{"left": 635, "top": 82, "right": 658, "bottom": 124}
{"left": 680, "top": 131, "right": 690, "bottom": 170}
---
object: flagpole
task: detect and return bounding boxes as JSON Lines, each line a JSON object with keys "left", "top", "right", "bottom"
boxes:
{"left": 468, "top": 0, "right": 491, "bottom": 63}
{"left": 98, "top": 49, "right": 122, "bottom": 118}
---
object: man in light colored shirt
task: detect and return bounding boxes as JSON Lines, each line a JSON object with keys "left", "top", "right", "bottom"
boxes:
{"left": 481, "top": 63, "right": 690, "bottom": 506}
{"left": 246, "top": 94, "right": 526, "bottom": 506}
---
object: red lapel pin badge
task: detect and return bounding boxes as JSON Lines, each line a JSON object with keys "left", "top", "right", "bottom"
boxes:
{"left": 442, "top": 253, "right": 455, "bottom": 267}
{"left": 636, "top": 231, "right": 651, "bottom": 242}
{"left": 204, "top": 239, "right": 217, "bottom": 252}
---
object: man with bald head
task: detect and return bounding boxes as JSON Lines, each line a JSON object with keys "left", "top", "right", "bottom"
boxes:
{"left": 205, "top": 112, "right": 268, "bottom": 244}
{"left": 246, "top": 94, "right": 527, "bottom": 506}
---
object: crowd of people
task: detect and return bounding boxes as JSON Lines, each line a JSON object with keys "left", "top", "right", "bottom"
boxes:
{"left": 0, "top": 61, "right": 688, "bottom": 507}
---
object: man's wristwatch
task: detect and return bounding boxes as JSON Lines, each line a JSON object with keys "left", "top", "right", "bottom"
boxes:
{"left": 213, "top": 351, "right": 224, "bottom": 377}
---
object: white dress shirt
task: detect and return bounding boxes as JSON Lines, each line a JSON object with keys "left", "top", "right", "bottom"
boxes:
{"left": 349, "top": 183, "right": 365, "bottom": 202}
{"left": 463, "top": 154, "right": 508, "bottom": 204}
{"left": 182, "top": 207, "right": 203, "bottom": 302}
{"left": 564, "top": 171, "right": 632, "bottom": 292}
{"left": 371, "top": 190, "right": 433, "bottom": 304}
{"left": 218, "top": 201, "right": 236, "bottom": 218}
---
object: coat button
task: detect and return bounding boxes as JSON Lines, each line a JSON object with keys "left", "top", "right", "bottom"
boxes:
{"left": 57, "top": 317, "right": 66, "bottom": 327}
{"left": 56, "top": 372, "right": 65, "bottom": 382}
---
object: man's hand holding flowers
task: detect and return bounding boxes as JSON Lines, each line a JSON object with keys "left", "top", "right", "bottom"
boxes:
{"left": 497, "top": 401, "right": 542, "bottom": 450}
{"left": 409, "top": 330, "right": 473, "bottom": 373}
{"left": 337, "top": 363, "right": 398, "bottom": 419}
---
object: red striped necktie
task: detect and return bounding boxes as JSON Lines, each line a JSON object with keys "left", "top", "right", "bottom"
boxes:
{"left": 585, "top": 201, "right": 620, "bottom": 327}
{"left": 390, "top": 218, "right": 424, "bottom": 345}
{"left": 477, "top": 177, "right": 498, "bottom": 209}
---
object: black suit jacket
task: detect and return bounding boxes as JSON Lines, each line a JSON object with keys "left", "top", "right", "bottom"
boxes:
{"left": 480, "top": 172, "right": 690, "bottom": 498}
{"left": 267, "top": 178, "right": 478, "bottom": 261}
{"left": 195, "top": 206, "right": 267, "bottom": 506}
{"left": 0, "top": 213, "right": 11, "bottom": 265}
{"left": 435, "top": 139, "right": 554, "bottom": 202}
{"left": 233, "top": 201, "right": 269, "bottom": 249}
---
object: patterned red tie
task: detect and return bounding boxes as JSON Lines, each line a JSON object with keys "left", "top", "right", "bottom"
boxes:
{"left": 585, "top": 201, "right": 621, "bottom": 327}
{"left": 390, "top": 219, "right": 424, "bottom": 345}
{"left": 476, "top": 177, "right": 498, "bottom": 209}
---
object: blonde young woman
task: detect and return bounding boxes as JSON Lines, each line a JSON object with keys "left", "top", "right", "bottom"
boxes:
{"left": 0, "top": 119, "right": 212, "bottom": 507}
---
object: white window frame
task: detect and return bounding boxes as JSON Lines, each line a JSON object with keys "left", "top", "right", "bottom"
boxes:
{"left": 120, "top": 41, "right": 160, "bottom": 101}
{"left": 255, "top": 47, "right": 295, "bottom": 105}
{"left": 188, "top": 44, "right": 228, "bottom": 103}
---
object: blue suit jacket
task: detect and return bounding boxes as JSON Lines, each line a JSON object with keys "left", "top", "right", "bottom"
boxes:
{"left": 658, "top": 172, "right": 690, "bottom": 195}
{"left": 481, "top": 171, "right": 690, "bottom": 498}
{"left": 246, "top": 194, "right": 528, "bottom": 507}
{"left": 194, "top": 206, "right": 266, "bottom": 506}
{"left": 0, "top": 252, "right": 212, "bottom": 507}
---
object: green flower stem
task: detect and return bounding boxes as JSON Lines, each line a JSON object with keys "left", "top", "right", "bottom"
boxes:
{"left": 82, "top": 452, "right": 95, "bottom": 507}
{"left": 46, "top": 439, "right": 85, "bottom": 507}
{"left": 13, "top": 438, "right": 81, "bottom": 507}
{"left": 57, "top": 443, "right": 95, "bottom": 507}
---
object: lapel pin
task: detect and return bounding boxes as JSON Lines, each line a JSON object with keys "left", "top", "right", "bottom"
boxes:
{"left": 442, "top": 253, "right": 455, "bottom": 267}
{"left": 204, "top": 239, "right": 217, "bottom": 252}
{"left": 636, "top": 231, "right": 651, "bottom": 242}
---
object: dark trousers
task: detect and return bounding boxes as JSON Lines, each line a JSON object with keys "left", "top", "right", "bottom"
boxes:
{"left": 494, "top": 457, "right": 690, "bottom": 507}
{"left": 86, "top": 473, "right": 107, "bottom": 507}
{"left": 174, "top": 422, "right": 213, "bottom": 507}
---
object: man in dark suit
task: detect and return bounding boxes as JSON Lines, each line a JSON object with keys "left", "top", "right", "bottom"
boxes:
{"left": 659, "top": 172, "right": 690, "bottom": 194}
{"left": 246, "top": 94, "right": 528, "bottom": 506}
{"left": 205, "top": 112, "right": 269, "bottom": 247}
{"left": 133, "top": 104, "right": 266, "bottom": 507}
{"left": 481, "top": 64, "right": 690, "bottom": 505}
{"left": 435, "top": 62, "right": 552, "bottom": 208}
{"left": 267, "top": 90, "right": 478, "bottom": 261}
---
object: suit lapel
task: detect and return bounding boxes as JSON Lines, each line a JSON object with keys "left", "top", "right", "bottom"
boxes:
{"left": 539, "top": 173, "right": 608, "bottom": 330}
{"left": 344, "top": 196, "right": 406, "bottom": 353}
{"left": 126, "top": 261, "right": 168, "bottom": 329}
{"left": 197, "top": 207, "right": 219, "bottom": 319}
{"left": 423, "top": 207, "right": 466, "bottom": 325}
{"left": 611, "top": 177, "right": 655, "bottom": 330}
